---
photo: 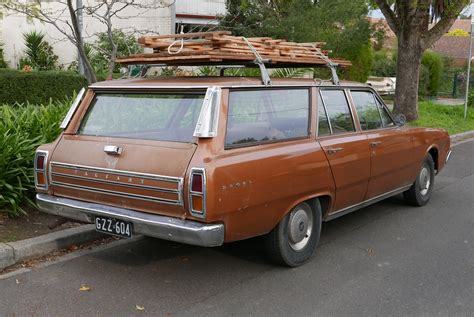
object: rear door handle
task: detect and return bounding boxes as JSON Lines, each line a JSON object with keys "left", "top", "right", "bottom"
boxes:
{"left": 370, "top": 141, "right": 382, "bottom": 148}
{"left": 327, "top": 147, "right": 343, "bottom": 155}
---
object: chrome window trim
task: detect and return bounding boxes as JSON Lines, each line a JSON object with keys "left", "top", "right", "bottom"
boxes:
{"left": 60, "top": 88, "right": 86, "bottom": 129}
{"left": 317, "top": 90, "right": 333, "bottom": 136}
{"left": 350, "top": 89, "right": 385, "bottom": 131}
{"left": 349, "top": 87, "right": 396, "bottom": 128}
{"left": 193, "top": 86, "right": 221, "bottom": 138}
{"left": 319, "top": 88, "right": 357, "bottom": 135}
{"left": 224, "top": 87, "right": 311, "bottom": 149}
{"left": 50, "top": 162, "right": 183, "bottom": 206}
{"left": 188, "top": 167, "right": 207, "bottom": 219}
{"left": 34, "top": 150, "right": 49, "bottom": 190}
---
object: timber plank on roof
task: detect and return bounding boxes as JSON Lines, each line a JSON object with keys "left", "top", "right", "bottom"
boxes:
{"left": 117, "top": 31, "right": 351, "bottom": 68}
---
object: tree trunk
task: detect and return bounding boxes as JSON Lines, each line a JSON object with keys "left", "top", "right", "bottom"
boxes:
{"left": 67, "top": 0, "right": 97, "bottom": 84}
{"left": 106, "top": 44, "right": 117, "bottom": 81}
{"left": 77, "top": 43, "right": 97, "bottom": 84}
{"left": 393, "top": 32, "right": 423, "bottom": 122}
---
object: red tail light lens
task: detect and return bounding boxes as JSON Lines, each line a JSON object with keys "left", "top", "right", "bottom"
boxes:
{"left": 189, "top": 168, "right": 206, "bottom": 218}
{"left": 36, "top": 155, "right": 45, "bottom": 170}
{"left": 34, "top": 151, "right": 49, "bottom": 190}
{"left": 191, "top": 174, "right": 203, "bottom": 193}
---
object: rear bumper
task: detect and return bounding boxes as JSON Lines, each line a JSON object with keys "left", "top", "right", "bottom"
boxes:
{"left": 36, "top": 194, "right": 224, "bottom": 247}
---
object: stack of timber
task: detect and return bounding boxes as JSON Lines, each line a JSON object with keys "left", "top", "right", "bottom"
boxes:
{"left": 116, "top": 31, "right": 351, "bottom": 67}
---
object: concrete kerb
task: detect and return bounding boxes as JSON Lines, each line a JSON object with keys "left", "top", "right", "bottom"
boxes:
{"left": 451, "top": 131, "right": 474, "bottom": 144}
{"left": 0, "top": 224, "right": 105, "bottom": 270}
{"left": 0, "top": 131, "right": 473, "bottom": 271}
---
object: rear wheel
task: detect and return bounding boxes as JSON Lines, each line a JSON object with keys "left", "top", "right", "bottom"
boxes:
{"left": 403, "top": 154, "right": 435, "bottom": 206}
{"left": 264, "top": 200, "right": 322, "bottom": 267}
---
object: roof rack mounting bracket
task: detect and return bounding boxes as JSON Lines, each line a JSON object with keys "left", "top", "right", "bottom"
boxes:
{"left": 328, "top": 62, "right": 340, "bottom": 86}
{"left": 243, "top": 37, "right": 272, "bottom": 86}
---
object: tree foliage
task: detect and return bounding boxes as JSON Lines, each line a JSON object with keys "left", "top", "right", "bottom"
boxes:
{"left": 220, "top": 0, "right": 374, "bottom": 82}
{"left": 89, "top": 30, "right": 142, "bottom": 76}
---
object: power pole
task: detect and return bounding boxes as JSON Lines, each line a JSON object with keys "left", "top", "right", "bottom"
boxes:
{"left": 76, "top": 0, "right": 84, "bottom": 75}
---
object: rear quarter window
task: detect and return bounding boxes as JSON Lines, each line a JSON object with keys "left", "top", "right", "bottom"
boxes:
{"left": 225, "top": 89, "right": 310, "bottom": 148}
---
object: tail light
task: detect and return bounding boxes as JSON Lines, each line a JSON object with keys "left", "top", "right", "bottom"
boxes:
{"left": 34, "top": 150, "right": 49, "bottom": 190}
{"left": 189, "top": 168, "right": 206, "bottom": 218}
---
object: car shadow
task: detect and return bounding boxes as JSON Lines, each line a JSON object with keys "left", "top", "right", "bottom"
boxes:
{"left": 90, "top": 194, "right": 409, "bottom": 268}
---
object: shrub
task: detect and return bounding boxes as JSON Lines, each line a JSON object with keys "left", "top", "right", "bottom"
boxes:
{"left": 468, "top": 90, "right": 474, "bottom": 107}
{"left": 20, "top": 31, "right": 58, "bottom": 71}
{"left": 446, "top": 29, "right": 469, "bottom": 37}
{"left": 347, "top": 44, "right": 373, "bottom": 82}
{"left": 419, "top": 50, "right": 444, "bottom": 97}
{"left": 0, "top": 42, "right": 7, "bottom": 68}
{"left": 0, "top": 101, "right": 69, "bottom": 216}
{"left": 0, "top": 69, "right": 87, "bottom": 105}
{"left": 371, "top": 50, "right": 397, "bottom": 77}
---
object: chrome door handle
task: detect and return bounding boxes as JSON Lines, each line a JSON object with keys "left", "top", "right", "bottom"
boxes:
{"left": 104, "top": 145, "right": 123, "bottom": 155}
{"left": 370, "top": 141, "right": 382, "bottom": 148}
{"left": 327, "top": 147, "right": 343, "bottom": 155}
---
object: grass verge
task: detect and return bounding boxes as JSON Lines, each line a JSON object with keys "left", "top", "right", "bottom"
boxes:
{"left": 410, "top": 101, "right": 474, "bottom": 135}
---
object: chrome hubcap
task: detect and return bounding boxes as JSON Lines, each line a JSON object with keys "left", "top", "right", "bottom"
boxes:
{"left": 288, "top": 206, "right": 313, "bottom": 251}
{"left": 419, "top": 166, "right": 431, "bottom": 196}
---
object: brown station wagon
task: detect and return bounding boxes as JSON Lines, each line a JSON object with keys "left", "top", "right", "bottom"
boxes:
{"left": 35, "top": 76, "right": 451, "bottom": 267}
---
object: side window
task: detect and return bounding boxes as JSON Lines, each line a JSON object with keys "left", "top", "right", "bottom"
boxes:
{"left": 320, "top": 90, "right": 355, "bottom": 134}
{"left": 317, "top": 93, "right": 331, "bottom": 136}
{"left": 351, "top": 91, "right": 383, "bottom": 130}
{"left": 226, "top": 89, "right": 310, "bottom": 147}
{"left": 375, "top": 97, "right": 395, "bottom": 127}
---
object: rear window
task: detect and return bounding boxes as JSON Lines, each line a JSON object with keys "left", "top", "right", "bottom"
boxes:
{"left": 78, "top": 93, "right": 204, "bottom": 142}
{"left": 225, "top": 89, "right": 310, "bottom": 148}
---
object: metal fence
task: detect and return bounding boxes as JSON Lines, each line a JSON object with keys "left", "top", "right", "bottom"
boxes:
{"left": 438, "top": 69, "right": 474, "bottom": 98}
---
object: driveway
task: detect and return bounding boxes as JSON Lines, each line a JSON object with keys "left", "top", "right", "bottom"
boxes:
{"left": 1, "top": 140, "right": 473, "bottom": 317}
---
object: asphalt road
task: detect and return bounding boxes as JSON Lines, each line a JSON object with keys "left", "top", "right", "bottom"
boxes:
{"left": 1, "top": 140, "right": 473, "bottom": 317}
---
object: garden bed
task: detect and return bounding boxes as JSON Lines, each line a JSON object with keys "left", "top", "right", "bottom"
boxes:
{"left": 0, "top": 207, "right": 81, "bottom": 243}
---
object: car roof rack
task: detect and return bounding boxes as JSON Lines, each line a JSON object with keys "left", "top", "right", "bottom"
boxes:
{"left": 116, "top": 31, "right": 350, "bottom": 86}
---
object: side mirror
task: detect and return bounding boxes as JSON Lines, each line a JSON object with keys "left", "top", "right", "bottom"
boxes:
{"left": 394, "top": 113, "right": 406, "bottom": 127}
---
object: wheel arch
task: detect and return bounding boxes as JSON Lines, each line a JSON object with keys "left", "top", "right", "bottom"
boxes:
{"left": 276, "top": 192, "right": 334, "bottom": 226}
{"left": 426, "top": 145, "right": 439, "bottom": 172}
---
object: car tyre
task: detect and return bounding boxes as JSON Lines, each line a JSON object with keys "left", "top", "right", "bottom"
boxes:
{"left": 403, "top": 154, "right": 435, "bottom": 206}
{"left": 264, "top": 200, "right": 322, "bottom": 267}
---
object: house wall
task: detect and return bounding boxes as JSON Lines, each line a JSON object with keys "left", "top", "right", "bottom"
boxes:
{"left": 0, "top": 0, "right": 226, "bottom": 69}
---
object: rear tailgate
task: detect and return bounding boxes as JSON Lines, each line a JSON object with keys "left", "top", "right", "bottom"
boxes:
{"left": 49, "top": 135, "right": 195, "bottom": 218}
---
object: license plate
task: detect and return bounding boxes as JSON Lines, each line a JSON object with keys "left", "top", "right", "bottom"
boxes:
{"left": 95, "top": 216, "right": 133, "bottom": 238}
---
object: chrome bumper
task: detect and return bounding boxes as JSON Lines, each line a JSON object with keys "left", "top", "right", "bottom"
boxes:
{"left": 36, "top": 194, "right": 224, "bottom": 247}
{"left": 446, "top": 150, "right": 452, "bottom": 164}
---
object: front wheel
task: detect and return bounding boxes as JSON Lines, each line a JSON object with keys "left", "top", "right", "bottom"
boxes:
{"left": 263, "top": 200, "right": 322, "bottom": 267}
{"left": 403, "top": 154, "right": 435, "bottom": 206}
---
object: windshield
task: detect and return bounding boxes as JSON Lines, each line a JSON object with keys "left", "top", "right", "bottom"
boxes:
{"left": 78, "top": 93, "right": 205, "bottom": 143}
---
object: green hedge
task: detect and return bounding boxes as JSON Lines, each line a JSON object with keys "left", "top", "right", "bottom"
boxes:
{"left": 0, "top": 69, "right": 87, "bottom": 105}
{"left": 0, "top": 101, "right": 69, "bottom": 216}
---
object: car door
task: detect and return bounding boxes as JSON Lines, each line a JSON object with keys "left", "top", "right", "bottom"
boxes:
{"left": 317, "top": 89, "right": 371, "bottom": 213}
{"left": 349, "top": 89, "right": 415, "bottom": 199}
